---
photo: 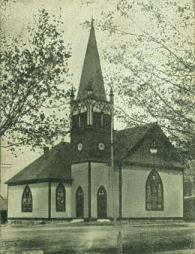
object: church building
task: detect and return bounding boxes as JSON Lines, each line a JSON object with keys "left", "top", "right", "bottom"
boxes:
{"left": 6, "top": 21, "right": 184, "bottom": 222}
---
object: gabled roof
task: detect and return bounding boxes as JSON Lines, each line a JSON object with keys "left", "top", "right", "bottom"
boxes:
{"left": 114, "top": 123, "right": 154, "bottom": 160}
{"left": 114, "top": 123, "right": 183, "bottom": 169}
{"left": 6, "top": 142, "right": 72, "bottom": 185}
{"left": 6, "top": 123, "right": 184, "bottom": 185}
{"left": 77, "top": 20, "right": 107, "bottom": 101}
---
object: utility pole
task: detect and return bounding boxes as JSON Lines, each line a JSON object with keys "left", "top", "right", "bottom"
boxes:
{"left": 110, "top": 87, "right": 117, "bottom": 225}
{"left": 0, "top": 137, "right": 1, "bottom": 197}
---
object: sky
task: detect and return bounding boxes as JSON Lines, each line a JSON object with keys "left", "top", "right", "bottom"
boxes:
{"left": 0, "top": 0, "right": 192, "bottom": 197}
{"left": 0, "top": 0, "right": 122, "bottom": 197}
{"left": 2, "top": 0, "right": 113, "bottom": 89}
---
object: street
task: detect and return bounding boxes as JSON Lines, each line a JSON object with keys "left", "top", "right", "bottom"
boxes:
{"left": 0, "top": 221, "right": 195, "bottom": 253}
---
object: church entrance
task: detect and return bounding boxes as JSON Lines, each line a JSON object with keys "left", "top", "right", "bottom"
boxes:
{"left": 97, "top": 186, "right": 107, "bottom": 218}
{"left": 76, "top": 187, "right": 84, "bottom": 218}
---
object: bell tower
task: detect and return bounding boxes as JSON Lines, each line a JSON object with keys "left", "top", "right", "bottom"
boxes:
{"left": 70, "top": 19, "right": 113, "bottom": 163}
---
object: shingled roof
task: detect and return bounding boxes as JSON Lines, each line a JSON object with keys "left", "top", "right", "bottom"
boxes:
{"left": 6, "top": 123, "right": 183, "bottom": 185}
{"left": 114, "top": 123, "right": 183, "bottom": 168}
{"left": 6, "top": 142, "right": 72, "bottom": 185}
{"left": 114, "top": 123, "right": 155, "bottom": 160}
{"left": 77, "top": 20, "right": 107, "bottom": 101}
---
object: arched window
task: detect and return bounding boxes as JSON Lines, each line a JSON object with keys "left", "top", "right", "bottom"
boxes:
{"left": 146, "top": 169, "right": 164, "bottom": 211}
{"left": 56, "top": 183, "right": 66, "bottom": 212}
{"left": 93, "top": 112, "right": 102, "bottom": 128}
{"left": 22, "top": 185, "right": 32, "bottom": 212}
{"left": 80, "top": 112, "right": 87, "bottom": 128}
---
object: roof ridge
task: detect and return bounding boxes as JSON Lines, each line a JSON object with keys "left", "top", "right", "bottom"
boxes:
{"left": 115, "top": 122, "right": 156, "bottom": 133}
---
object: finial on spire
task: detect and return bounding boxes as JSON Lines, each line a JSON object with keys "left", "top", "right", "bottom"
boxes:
{"left": 91, "top": 16, "right": 94, "bottom": 27}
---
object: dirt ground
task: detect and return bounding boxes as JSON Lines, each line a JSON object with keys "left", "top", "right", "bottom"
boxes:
{"left": 0, "top": 221, "right": 195, "bottom": 254}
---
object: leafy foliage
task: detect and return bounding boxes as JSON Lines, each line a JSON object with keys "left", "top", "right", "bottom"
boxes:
{"left": 97, "top": 0, "right": 194, "bottom": 158}
{"left": 0, "top": 9, "right": 72, "bottom": 150}
{"left": 0, "top": 0, "right": 12, "bottom": 9}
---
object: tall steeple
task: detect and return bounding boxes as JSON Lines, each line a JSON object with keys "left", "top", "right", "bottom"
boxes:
{"left": 77, "top": 18, "right": 107, "bottom": 101}
{"left": 71, "top": 19, "right": 112, "bottom": 163}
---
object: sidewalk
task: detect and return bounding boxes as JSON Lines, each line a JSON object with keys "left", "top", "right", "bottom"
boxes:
{"left": 1, "top": 221, "right": 194, "bottom": 254}
{"left": 154, "top": 249, "right": 195, "bottom": 254}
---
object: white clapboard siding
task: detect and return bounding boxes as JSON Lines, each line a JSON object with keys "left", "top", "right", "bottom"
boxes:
{"left": 122, "top": 166, "right": 183, "bottom": 218}
{"left": 50, "top": 182, "right": 71, "bottom": 218}
{"left": 8, "top": 182, "right": 49, "bottom": 218}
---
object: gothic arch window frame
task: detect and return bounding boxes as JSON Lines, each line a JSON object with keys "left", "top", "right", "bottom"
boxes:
{"left": 145, "top": 169, "right": 164, "bottom": 211}
{"left": 76, "top": 186, "right": 84, "bottom": 198}
{"left": 56, "top": 183, "right": 66, "bottom": 212}
{"left": 97, "top": 186, "right": 107, "bottom": 197}
{"left": 72, "top": 104, "right": 80, "bottom": 114}
{"left": 80, "top": 102, "right": 87, "bottom": 112}
{"left": 103, "top": 104, "right": 111, "bottom": 115}
{"left": 93, "top": 101, "right": 102, "bottom": 112}
{"left": 22, "top": 185, "right": 33, "bottom": 212}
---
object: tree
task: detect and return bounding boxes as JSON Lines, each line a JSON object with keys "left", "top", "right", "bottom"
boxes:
{"left": 0, "top": 0, "right": 13, "bottom": 9}
{"left": 0, "top": 9, "right": 72, "bottom": 150}
{"left": 97, "top": 0, "right": 194, "bottom": 158}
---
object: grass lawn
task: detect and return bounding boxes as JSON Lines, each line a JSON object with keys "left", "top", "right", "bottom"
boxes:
{"left": 0, "top": 222, "right": 195, "bottom": 253}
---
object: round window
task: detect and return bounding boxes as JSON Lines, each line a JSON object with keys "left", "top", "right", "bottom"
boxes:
{"left": 77, "top": 143, "right": 83, "bottom": 151}
{"left": 98, "top": 143, "right": 105, "bottom": 151}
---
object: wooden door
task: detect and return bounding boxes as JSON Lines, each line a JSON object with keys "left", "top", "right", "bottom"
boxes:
{"left": 76, "top": 187, "right": 84, "bottom": 218}
{"left": 97, "top": 186, "right": 107, "bottom": 218}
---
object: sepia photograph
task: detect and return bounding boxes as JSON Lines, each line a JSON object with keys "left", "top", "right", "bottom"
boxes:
{"left": 0, "top": 0, "right": 195, "bottom": 253}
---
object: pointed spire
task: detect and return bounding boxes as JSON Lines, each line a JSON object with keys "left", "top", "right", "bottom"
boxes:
{"left": 77, "top": 18, "right": 107, "bottom": 101}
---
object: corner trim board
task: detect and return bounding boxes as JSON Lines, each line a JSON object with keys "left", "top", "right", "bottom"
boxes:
{"left": 48, "top": 181, "right": 51, "bottom": 219}
{"left": 119, "top": 163, "right": 122, "bottom": 218}
{"left": 88, "top": 161, "right": 91, "bottom": 218}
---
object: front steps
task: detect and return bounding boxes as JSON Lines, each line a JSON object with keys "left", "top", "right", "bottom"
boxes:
{"left": 70, "top": 219, "right": 84, "bottom": 223}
